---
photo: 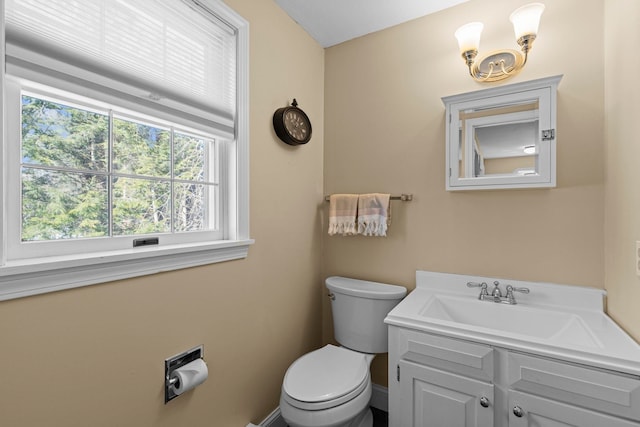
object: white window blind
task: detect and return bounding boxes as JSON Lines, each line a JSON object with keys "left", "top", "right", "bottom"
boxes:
{"left": 5, "top": 0, "right": 237, "bottom": 138}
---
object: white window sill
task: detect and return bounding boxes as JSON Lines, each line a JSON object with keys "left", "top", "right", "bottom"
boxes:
{"left": 0, "top": 239, "right": 254, "bottom": 301}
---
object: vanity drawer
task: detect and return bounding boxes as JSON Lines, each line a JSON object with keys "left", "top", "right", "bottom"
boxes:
{"left": 395, "top": 327, "right": 493, "bottom": 382}
{"left": 508, "top": 352, "right": 640, "bottom": 422}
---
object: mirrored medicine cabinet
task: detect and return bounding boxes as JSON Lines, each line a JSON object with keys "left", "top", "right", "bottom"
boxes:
{"left": 442, "top": 75, "right": 562, "bottom": 191}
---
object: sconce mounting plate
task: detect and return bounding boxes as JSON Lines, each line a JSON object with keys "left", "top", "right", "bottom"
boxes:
{"left": 472, "top": 50, "right": 525, "bottom": 82}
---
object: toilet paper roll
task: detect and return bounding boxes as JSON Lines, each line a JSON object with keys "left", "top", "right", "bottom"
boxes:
{"left": 170, "top": 358, "right": 208, "bottom": 396}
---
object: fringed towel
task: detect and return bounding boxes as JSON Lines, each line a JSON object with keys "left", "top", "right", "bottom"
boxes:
{"left": 357, "top": 193, "right": 391, "bottom": 237}
{"left": 328, "top": 194, "right": 359, "bottom": 236}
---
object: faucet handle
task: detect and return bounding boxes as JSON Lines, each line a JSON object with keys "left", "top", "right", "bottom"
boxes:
{"left": 466, "top": 281, "right": 487, "bottom": 289}
{"left": 506, "top": 285, "right": 530, "bottom": 294}
{"left": 467, "top": 282, "right": 489, "bottom": 300}
{"left": 505, "top": 284, "right": 530, "bottom": 304}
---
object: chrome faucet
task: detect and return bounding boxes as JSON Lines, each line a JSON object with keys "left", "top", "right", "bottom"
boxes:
{"left": 491, "top": 281, "right": 502, "bottom": 298}
{"left": 467, "top": 280, "right": 530, "bottom": 305}
{"left": 505, "top": 284, "right": 530, "bottom": 304}
{"left": 466, "top": 281, "right": 489, "bottom": 300}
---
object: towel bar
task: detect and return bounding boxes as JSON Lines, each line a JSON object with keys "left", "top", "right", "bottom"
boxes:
{"left": 324, "top": 194, "right": 413, "bottom": 202}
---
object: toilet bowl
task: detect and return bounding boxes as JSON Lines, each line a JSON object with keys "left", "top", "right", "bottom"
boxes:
{"left": 280, "top": 277, "right": 407, "bottom": 427}
{"left": 280, "top": 345, "right": 374, "bottom": 427}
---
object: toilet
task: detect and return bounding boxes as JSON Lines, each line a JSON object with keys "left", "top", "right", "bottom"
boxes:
{"left": 280, "top": 276, "right": 407, "bottom": 427}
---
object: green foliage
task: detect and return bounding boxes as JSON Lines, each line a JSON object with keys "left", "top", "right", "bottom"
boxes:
{"left": 20, "top": 95, "right": 214, "bottom": 241}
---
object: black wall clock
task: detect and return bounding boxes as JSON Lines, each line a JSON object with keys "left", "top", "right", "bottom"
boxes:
{"left": 273, "top": 99, "right": 312, "bottom": 146}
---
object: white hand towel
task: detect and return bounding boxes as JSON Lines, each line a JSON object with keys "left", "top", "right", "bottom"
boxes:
{"left": 328, "top": 194, "right": 359, "bottom": 236}
{"left": 357, "top": 193, "right": 391, "bottom": 237}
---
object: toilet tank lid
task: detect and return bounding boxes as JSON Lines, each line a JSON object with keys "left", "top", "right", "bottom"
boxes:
{"left": 326, "top": 276, "right": 407, "bottom": 300}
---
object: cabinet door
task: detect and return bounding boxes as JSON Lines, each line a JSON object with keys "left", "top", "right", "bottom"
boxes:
{"left": 508, "top": 391, "right": 640, "bottom": 427}
{"left": 398, "top": 360, "right": 494, "bottom": 427}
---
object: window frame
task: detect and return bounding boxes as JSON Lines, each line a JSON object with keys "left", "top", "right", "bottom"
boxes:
{"left": 9, "top": 83, "right": 226, "bottom": 257}
{"left": 0, "top": 0, "right": 252, "bottom": 300}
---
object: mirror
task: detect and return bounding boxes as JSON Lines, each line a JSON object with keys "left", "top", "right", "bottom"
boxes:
{"left": 443, "top": 75, "right": 562, "bottom": 191}
{"left": 459, "top": 102, "right": 538, "bottom": 179}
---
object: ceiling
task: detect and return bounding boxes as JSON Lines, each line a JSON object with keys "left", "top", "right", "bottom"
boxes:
{"left": 274, "top": 0, "right": 471, "bottom": 48}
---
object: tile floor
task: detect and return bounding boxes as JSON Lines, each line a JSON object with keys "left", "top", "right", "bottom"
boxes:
{"left": 371, "top": 407, "right": 388, "bottom": 427}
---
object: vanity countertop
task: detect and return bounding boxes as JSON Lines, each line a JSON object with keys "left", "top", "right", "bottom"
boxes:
{"left": 385, "top": 270, "right": 640, "bottom": 376}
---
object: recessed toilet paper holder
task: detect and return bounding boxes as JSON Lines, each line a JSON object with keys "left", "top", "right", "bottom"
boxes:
{"left": 164, "top": 345, "right": 204, "bottom": 404}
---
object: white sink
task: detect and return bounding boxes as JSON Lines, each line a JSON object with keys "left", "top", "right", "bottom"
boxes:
{"left": 385, "top": 271, "right": 640, "bottom": 376}
{"left": 419, "top": 294, "right": 602, "bottom": 348}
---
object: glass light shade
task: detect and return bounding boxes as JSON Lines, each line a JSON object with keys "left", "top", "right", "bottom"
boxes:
{"left": 454, "top": 22, "right": 483, "bottom": 53}
{"left": 510, "top": 3, "right": 545, "bottom": 39}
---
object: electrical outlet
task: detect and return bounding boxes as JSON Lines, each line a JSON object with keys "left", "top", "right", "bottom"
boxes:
{"left": 636, "top": 241, "right": 640, "bottom": 277}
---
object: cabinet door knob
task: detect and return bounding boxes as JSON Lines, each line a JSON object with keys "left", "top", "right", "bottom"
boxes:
{"left": 479, "top": 396, "right": 490, "bottom": 408}
{"left": 513, "top": 406, "right": 524, "bottom": 417}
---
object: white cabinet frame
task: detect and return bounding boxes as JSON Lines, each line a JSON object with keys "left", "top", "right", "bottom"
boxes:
{"left": 443, "top": 75, "right": 562, "bottom": 191}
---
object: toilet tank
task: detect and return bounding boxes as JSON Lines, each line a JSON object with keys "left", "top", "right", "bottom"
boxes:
{"left": 326, "top": 276, "right": 407, "bottom": 353}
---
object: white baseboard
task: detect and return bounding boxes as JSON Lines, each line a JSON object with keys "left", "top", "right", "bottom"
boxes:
{"left": 250, "top": 384, "right": 388, "bottom": 427}
{"left": 246, "top": 407, "right": 287, "bottom": 427}
{"left": 370, "top": 383, "right": 388, "bottom": 412}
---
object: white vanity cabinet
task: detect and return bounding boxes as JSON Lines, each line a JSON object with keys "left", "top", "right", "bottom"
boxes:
{"left": 386, "top": 271, "right": 640, "bottom": 427}
{"left": 389, "top": 326, "right": 640, "bottom": 427}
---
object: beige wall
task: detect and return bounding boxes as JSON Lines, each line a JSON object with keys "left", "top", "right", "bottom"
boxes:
{"left": 604, "top": 1, "right": 640, "bottom": 341}
{"left": 323, "top": 0, "right": 605, "bottom": 386}
{"left": 0, "top": 1, "right": 325, "bottom": 426}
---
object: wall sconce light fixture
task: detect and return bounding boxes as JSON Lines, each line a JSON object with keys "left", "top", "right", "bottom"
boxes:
{"left": 454, "top": 3, "right": 545, "bottom": 82}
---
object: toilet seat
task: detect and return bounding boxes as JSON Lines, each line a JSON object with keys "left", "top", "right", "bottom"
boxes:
{"left": 282, "top": 345, "right": 370, "bottom": 411}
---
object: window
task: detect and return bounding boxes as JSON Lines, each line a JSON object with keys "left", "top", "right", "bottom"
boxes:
{"left": 0, "top": 0, "right": 251, "bottom": 300}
